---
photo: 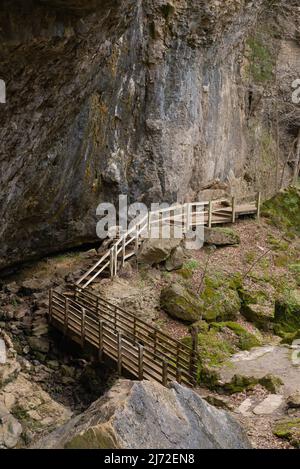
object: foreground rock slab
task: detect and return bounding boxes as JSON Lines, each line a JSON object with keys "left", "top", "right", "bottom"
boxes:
{"left": 33, "top": 380, "right": 251, "bottom": 449}
{"left": 219, "top": 345, "right": 300, "bottom": 396}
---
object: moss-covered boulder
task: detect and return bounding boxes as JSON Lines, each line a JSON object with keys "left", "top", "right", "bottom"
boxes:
{"left": 160, "top": 283, "right": 202, "bottom": 323}
{"left": 211, "top": 322, "right": 261, "bottom": 351}
{"left": 200, "top": 273, "right": 242, "bottom": 322}
{"left": 274, "top": 289, "right": 300, "bottom": 336}
{"left": 262, "top": 186, "right": 300, "bottom": 235}
{"left": 240, "top": 288, "right": 274, "bottom": 331}
{"left": 204, "top": 227, "right": 240, "bottom": 246}
{"left": 273, "top": 418, "right": 300, "bottom": 448}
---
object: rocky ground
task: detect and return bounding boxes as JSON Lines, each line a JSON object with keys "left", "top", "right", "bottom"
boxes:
{"left": 0, "top": 249, "right": 118, "bottom": 448}
{"left": 0, "top": 186, "right": 299, "bottom": 449}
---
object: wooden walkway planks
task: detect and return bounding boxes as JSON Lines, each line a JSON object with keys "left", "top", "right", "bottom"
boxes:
{"left": 49, "top": 288, "right": 197, "bottom": 387}
{"left": 76, "top": 193, "right": 260, "bottom": 289}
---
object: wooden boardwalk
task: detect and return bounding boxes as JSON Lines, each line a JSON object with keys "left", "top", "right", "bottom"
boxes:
{"left": 76, "top": 193, "right": 260, "bottom": 289}
{"left": 49, "top": 288, "right": 198, "bottom": 387}
{"left": 48, "top": 193, "right": 260, "bottom": 388}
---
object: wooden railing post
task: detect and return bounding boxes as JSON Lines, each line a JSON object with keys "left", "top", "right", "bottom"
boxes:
{"left": 49, "top": 289, "right": 53, "bottom": 322}
{"left": 162, "top": 360, "right": 168, "bottom": 386}
{"left": 153, "top": 330, "right": 157, "bottom": 355}
{"left": 147, "top": 212, "right": 151, "bottom": 238}
{"left": 177, "top": 368, "right": 182, "bottom": 385}
{"left": 135, "top": 229, "right": 139, "bottom": 253}
{"left": 138, "top": 344, "right": 144, "bottom": 380}
{"left": 110, "top": 248, "right": 114, "bottom": 278}
{"left": 81, "top": 307, "right": 86, "bottom": 348}
{"left": 117, "top": 332, "right": 122, "bottom": 376}
{"left": 122, "top": 237, "right": 126, "bottom": 267}
{"left": 186, "top": 203, "right": 191, "bottom": 232}
{"left": 98, "top": 319, "right": 104, "bottom": 362}
{"left": 189, "top": 326, "right": 199, "bottom": 378}
{"left": 133, "top": 316, "right": 136, "bottom": 343}
{"left": 256, "top": 191, "right": 261, "bottom": 221}
{"left": 64, "top": 298, "right": 69, "bottom": 334}
{"left": 231, "top": 196, "right": 236, "bottom": 223}
{"left": 114, "top": 307, "right": 117, "bottom": 333}
{"left": 114, "top": 244, "right": 117, "bottom": 276}
{"left": 208, "top": 200, "right": 213, "bottom": 228}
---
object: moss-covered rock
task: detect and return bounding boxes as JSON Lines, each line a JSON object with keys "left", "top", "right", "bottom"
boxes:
{"left": 204, "top": 227, "right": 240, "bottom": 246}
{"left": 274, "top": 289, "right": 300, "bottom": 335}
{"left": 273, "top": 418, "right": 300, "bottom": 448}
{"left": 182, "top": 321, "right": 261, "bottom": 385}
{"left": 211, "top": 322, "right": 261, "bottom": 351}
{"left": 200, "top": 273, "right": 242, "bottom": 322}
{"left": 239, "top": 287, "right": 274, "bottom": 331}
{"left": 160, "top": 283, "right": 202, "bottom": 323}
{"left": 259, "top": 374, "right": 283, "bottom": 393}
{"left": 262, "top": 186, "right": 300, "bottom": 235}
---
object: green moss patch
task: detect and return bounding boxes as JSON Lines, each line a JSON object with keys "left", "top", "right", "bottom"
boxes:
{"left": 262, "top": 186, "right": 300, "bottom": 235}
{"left": 273, "top": 418, "right": 300, "bottom": 448}
{"left": 274, "top": 289, "right": 300, "bottom": 336}
{"left": 199, "top": 273, "right": 242, "bottom": 322}
{"left": 182, "top": 321, "right": 261, "bottom": 384}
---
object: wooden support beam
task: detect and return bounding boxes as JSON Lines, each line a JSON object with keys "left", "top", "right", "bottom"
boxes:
{"left": 162, "top": 360, "right": 168, "bottom": 387}
{"left": 256, "top": 192, "right": 261, "bottom": 221}
{"left": 81, "top": 307, "right": 86, "bottom": 348}
{"left": 114, "top": 244, "right": 118, "bottom": 276}
{"left": 122, "top": 237, "right": 126, "bottom": 267}
{"left": 98, "top": 319, "right": 104, "bottom": 362}
{"left": 208, "top": 200, "right": 213, "bottom": 228}
{"left": 177, "top": 368, "right": 182, "bottom": 385}
{"left": 138, "top": 344, "right": 144, "bottom": 380}
{"left": 49, "top": 288, "right": 53, "bottom": 322}
{"left": 231, "top": 196, "right": 236, "bottom": 223}
{"left": 117, "top": 332, "right": 122, "bottom": 376}
{"left": 186, "top": 203, "right": 191, "bottom": 232}
{"left": 189, "top": 326, "right": 199, "bottom": 378}
{"left": 64, "top": 298, "right": 69, "bottom": 334}
{"left": 147, "top": 213, "right": 151, "bottom": 238}
{"left": 110, "top": 248, "right": 114, "bottom": 278}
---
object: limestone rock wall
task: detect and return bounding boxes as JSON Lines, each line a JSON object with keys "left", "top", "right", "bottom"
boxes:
{"left": 0, "top": 0, "right": 299, "bottom": 269}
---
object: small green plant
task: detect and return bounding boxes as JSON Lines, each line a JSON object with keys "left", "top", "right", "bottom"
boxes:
{"left": 246, "top": 35, "right": 274, "bottom": 83}
{"left": 183, "top": 259, "right": 200, "bottom": 271}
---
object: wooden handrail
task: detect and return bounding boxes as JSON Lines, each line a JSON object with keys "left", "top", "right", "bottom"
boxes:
{"left": 49, "top": 288, "right": 197, "bottom": 386}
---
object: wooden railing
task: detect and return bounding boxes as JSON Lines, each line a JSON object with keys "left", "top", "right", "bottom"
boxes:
{"left": 49, "top": 288, "right": 198, "bottom": 387}
{"left": 76, "top": 193, "right": 260, "bottom": 289}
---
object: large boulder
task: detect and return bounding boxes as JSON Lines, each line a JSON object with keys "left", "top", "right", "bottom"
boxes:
{"left": 204, "top": 227, "right": 240, "bottom": 246}
{"left": 200, "top": 273, "right": 242, "bottom": 322}
{"left": 160, "top": 283, "right": 202, "bottom": 323}
{"left": 138, "top": 238, "right": 182, "bottom": 266}
{"left": 274, "top": 290, "right": 300, "bottom": 337}
{"left": 33, "top": 380, "right": 251, "bottom": 449}
{"left": 165, "top": 246, "right": 184, "bottom": 271}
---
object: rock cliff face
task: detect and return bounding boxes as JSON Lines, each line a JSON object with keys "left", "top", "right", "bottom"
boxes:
{"left": 0, "top": 0, "right": 299, "bottom": 269}
{"left": 33, "top": 379, "right": 251, "bottom": 449}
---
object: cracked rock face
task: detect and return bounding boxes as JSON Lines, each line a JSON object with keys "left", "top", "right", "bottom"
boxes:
{"left": 0, "top": 0, "right": 299, "bottom": 269}
{"left": 33, "top": 379, "right": 252, "bottom": 449}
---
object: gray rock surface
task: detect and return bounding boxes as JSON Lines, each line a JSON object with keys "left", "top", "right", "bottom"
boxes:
{"left": 219, "top": 345, "right": 300, "bottom": 397}
{"left": 0, "top": 0, "right": 298, "bottom": 269}
{"left": 204, "top": 227, "right": 240, "bottom": 246}
{"left": 160, "top": 283, "right": 202, "bottom": 323}
{"left": 33, "top": 379, "right": 251, "bottom": 449}
{"left": 138, "top": 238, "right": 182, "bottom": 265}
